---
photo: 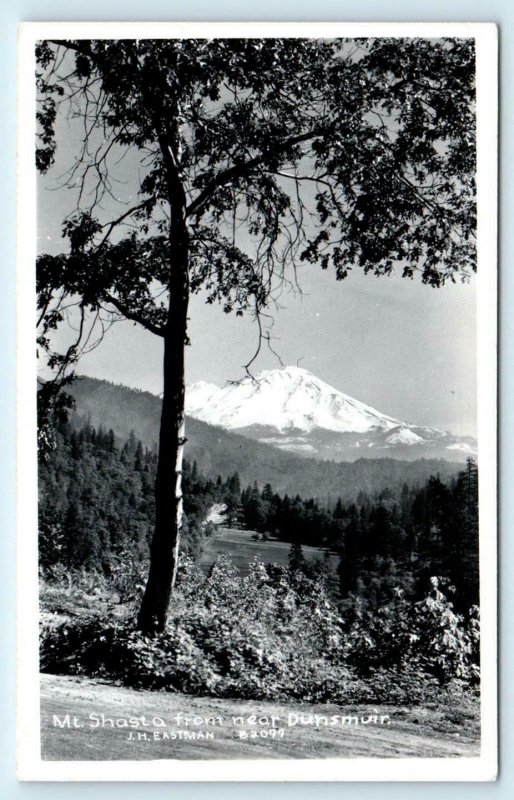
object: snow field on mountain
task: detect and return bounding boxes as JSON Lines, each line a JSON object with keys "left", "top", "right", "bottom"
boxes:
{"left": 186, "top": 366, "right": 403, "bottom": 434}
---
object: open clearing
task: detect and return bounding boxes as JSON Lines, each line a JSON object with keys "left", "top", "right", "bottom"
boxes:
{"left": 41, "top": 674, "right": 480, "bottom": 761}
{"left": 200, "top": 528, "right": 339, "bottom": 576}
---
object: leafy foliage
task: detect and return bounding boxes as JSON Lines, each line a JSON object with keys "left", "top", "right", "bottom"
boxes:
{"left": 40, "top": 557, "right": 479, "bottom": 703}
{"left": 37, "top": 38, "right": 476, "bottom": 314}
{"left": 343, "top": 578, "right": 479, "bottom": 686}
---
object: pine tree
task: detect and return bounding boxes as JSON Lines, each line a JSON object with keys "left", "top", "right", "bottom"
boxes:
{"left": 288, "top": 541, "right": 306, "bottom": 573}
{"left": 134, "top": 441, "right": 144, "bottom": 471}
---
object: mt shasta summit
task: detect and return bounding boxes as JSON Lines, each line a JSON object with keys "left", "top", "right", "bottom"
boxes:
{"left": 186, "top": 366, "right": 475, "bottom": 462}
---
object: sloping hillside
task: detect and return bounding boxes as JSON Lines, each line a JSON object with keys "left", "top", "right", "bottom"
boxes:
{"left": 67, "top": 376, "right": 462, "bottom": 500}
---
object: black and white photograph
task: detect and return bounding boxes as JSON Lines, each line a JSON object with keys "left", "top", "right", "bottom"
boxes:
{"left": 16, "top": 21, "right": 497, "bottom": 781}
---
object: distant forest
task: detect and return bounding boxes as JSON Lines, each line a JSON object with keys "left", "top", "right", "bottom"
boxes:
{"left": 66, "top": 376, "right": 462, "bottom": 500}
{"left": 39, "top": 420, "right": 479, "bottom": 612}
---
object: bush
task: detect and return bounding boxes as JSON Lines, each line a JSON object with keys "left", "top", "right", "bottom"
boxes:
{"left": 342, "top": 578, "right": 480, "bottom": 687}
{"left": 40, "top": 559, "right": 480, "bottom": 704}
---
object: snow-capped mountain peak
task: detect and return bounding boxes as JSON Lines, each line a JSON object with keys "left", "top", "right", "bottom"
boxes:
{"left": 186, "top": 366, "right": 402, "bottom": 434}
{"left": 185, "top": 366, "right": 476, "bottom": 462}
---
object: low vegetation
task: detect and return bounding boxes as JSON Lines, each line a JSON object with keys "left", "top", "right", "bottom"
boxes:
{"left": 40, "top": 555, "right": 479, "bottom": 707}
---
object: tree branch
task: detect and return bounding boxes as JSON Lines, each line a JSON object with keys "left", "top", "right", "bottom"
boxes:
{"left": 96, "top": 199, "right": 155, "bottom": 250}
{"left": 103, "top": 293, "right": 165, "bottom": 336}
{"left": 47, "top": 39, "right": 98, "bottom": 61}
{"left": 185, "top": 128, "right": 326, "bottom": 219}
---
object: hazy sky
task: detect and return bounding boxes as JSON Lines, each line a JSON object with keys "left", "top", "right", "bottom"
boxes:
{"left": 37, "top": 76, "right": 477, "bottom": 438}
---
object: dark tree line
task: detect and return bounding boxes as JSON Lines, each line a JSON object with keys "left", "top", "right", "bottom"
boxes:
{"left": 39, "top": 421, "right": 478, "bottom": 614}
{"left": 39, "top": 423, "right": 155, "bottom": 570}
{"left": 237, "top": 461, "right": 479, "bottom": 611}
{"left": 38, "top": 421, "right": 241, "bottom": 572}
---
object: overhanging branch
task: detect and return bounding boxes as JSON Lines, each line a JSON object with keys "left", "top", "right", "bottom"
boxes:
{"left": 103, "top": 293, "right": 165, "bottom": 337}
{"left": 185, "top": 128, "right": 327, "bottom": 219}
{"left": 96, "top": 199, "right": 155, "bottom": 250}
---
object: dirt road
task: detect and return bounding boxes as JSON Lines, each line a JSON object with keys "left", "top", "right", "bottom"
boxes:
{"left": 40, "top": 674, "right": 480, "bottom": 761}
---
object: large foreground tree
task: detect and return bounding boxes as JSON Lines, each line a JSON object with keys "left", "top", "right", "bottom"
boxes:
{"left": 36, "top": 37, "right": 476, "bottom": 632}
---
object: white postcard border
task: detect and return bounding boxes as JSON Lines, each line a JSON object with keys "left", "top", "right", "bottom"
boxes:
{"left": 16, "top": 20, "right": 498, "bottom": 782}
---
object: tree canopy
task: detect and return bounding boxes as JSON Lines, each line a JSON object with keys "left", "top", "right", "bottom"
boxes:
{"left": 37, "top": 37, "right": 475, "bottom": 375}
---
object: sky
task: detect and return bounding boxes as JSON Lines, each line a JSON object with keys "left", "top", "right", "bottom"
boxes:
{"left": 37, "top": 55, "right": 477, "bottom": 438}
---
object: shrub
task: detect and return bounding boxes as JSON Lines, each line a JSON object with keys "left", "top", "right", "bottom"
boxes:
{"left": 40, "top": 558, "right": 480, "bottom": 704}
{"left": 342, "top": 578, "right": 480, "bottom": 687}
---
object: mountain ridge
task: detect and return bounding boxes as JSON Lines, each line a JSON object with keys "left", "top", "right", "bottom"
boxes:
{"left": 65, "top": 375, "right": 464, "bottom": 501}
{"left": 186, "top": 365, "right": 406, "bottom": 434}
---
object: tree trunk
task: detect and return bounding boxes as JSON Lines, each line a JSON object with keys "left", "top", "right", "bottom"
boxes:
{"left": 137, "top": 228, "right": 189, "bottom": 635}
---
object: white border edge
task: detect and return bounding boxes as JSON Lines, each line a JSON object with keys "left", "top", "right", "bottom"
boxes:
{"left": 16, "top": 20, "right": 499, "bottom": 783}
{"left": 475, "top": 19, "right": 499, "bottom": 784}
{"left": 17, "top": 21, "right": 41, "bottom": 784}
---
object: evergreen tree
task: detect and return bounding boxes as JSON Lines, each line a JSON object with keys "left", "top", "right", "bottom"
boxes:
{"left": 450, "top": 458, "right": 479, "bottom": 608}
{"left": 134, "top": 440, "right": 144, "bottom": 471}
{"left": 262, "top": 483, "right": 274, "bottom": 502}
{"left": 289, "top": 541, "right": 306, "bottom": 573}
{"left": 334, "top": 498, "right": 345, "bottom": 520}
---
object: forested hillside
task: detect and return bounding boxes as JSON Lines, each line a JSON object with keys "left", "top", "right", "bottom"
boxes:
{"left": 40, "top": 420, "right": 478, "bottom": 612}
{"left": 67, "top": 376, "right": 462, "bottom": 501}
{"left": 39, "top": 418, "right": 480, "bottom": 706}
